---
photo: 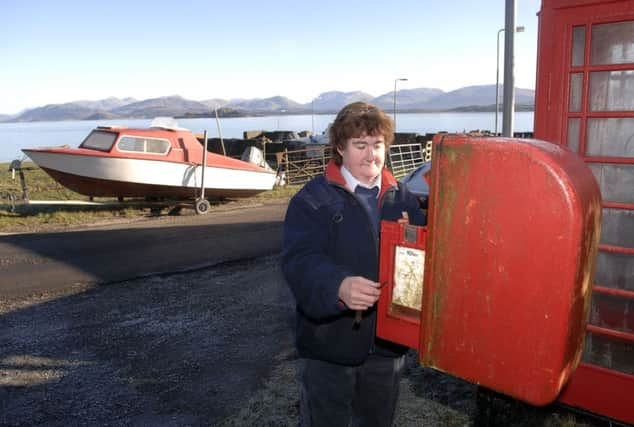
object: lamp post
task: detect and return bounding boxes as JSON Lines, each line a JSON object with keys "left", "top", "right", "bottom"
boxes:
{"left": 495, "top": 25, "right": 524, "bottom": 135}
{"left": 393, "top": 78, "right": 408, "bottom": 132}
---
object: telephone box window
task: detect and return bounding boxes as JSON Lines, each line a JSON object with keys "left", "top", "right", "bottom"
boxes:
{"left": 572, "top": 26, "right": 586, "bottom": 66}
{"left": 591, "top": 21, "right": 634, "bottom": 65}
{"left": 589, "top": 163, "right": 634, "bottom": 203}
{"left": 590, "top": 293, "right": 634, "bottom": 334}
{"left": 599, "top": 208, "right": 634, "bottom": 248}
{"left": 594, "top": 251, "right": 634, "bottom": 291}
{"left": 568, "top": 118, "right": 581, "bottom": 152}
{"left": 586, "top": 117, "right": 634, "bottom": 157}
{"left": 589, "top": 70, "right": 634, "bottom": 111}
{"left": 583, "top": 331, "right": 634, "bottom": 375}
{"left": 569, "top": 72, "right": 584, "bottom": 112}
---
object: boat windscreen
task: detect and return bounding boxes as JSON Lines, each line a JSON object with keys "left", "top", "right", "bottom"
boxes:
{"left": 80, "top": 130, "right": 117, "bottom": 151}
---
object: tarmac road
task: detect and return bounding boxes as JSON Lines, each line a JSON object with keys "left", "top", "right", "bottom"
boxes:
{"left": 0, "top": 201, "right": 288, "bottom": 298}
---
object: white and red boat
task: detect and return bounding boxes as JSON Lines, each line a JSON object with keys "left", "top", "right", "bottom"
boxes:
{"left": 22, "top": 118, "right": 278, "bottom": 211}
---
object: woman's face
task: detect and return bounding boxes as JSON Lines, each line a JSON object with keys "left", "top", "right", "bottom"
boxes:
{"left": 338, "top": 133, "right": 385, "bottom": 186}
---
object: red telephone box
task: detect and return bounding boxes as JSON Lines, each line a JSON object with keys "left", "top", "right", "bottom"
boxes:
{"left": 378, "top": 0, "right": 633, "bottom": 423}
{"left": 377, "top": 134, "right": 601, "bottom": 406}
{"left": 534, "top": 0, "right": 634, "bottom": 423}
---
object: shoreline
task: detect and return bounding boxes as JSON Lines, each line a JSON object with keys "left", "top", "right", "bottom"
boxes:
{"left": 0, "top": 106, "right": 536, "bottom": 124}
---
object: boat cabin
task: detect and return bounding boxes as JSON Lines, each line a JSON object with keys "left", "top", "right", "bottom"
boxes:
{"left": 79, "top": 125, "right": 203, "bottom": 164}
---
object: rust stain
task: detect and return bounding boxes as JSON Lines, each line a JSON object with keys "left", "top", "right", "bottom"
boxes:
{"left": 425, "top": 139, "right": 473, "bottom": 363}
{"left": 465, "top": 199, "right": 477, "bottom": 225}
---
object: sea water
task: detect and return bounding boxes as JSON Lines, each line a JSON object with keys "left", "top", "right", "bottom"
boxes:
{"left": 0, "top": 112, "right": 534, "bottom": 163}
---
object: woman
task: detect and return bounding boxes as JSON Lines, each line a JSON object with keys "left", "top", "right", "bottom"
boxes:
{"left": 282, "top": 102, "right": 426, "bottom": 426}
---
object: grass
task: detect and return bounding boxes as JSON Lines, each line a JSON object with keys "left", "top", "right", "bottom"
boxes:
{"left": 254, "top": 183, "right": 301, "bottom": 200}
{"left": 1, "top": 161, "right": 79, "bottom": 201}
{"left": 0, "top": 161, "right": 299, "bottom": 233}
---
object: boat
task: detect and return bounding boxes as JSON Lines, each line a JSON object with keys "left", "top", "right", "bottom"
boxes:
{"left": 21, "top": 118, "right": 278, "bottom": 213}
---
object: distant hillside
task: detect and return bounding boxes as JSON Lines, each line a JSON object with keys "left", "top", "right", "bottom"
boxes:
{"left": 72, "top": 97, "right": 137, "bottom": 111}
{"left": 3, "top": 85, "right": 535, "bottom": 122}
{"left": 229, "top": 96, "right": 304, "bottom": 112}
{"left": 372, "top": 88, "right": 445, "bottom": 110}
{"left": 7, "top": 97, "right": 135, "bottom": 122}
{"left": 110, "top": 95, "right": 211, "bottom": 118}
{"left": 83, "top": 111, "right": 121, "bottom": 120}
{"left": 13, "top": 102, "right": 104, "bottom": 122}
{"left": 201, "top": 98, "right": 229, "bottom": 110}
{"left": 308, "top": 91, "right": 374, "bottom": 111}
{"left": 422, "top": 85, "right": 534, "bottom": 110}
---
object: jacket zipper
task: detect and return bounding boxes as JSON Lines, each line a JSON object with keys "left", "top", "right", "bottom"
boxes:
{"left": 334, "top": 183, "right": 396, "bottom": 354}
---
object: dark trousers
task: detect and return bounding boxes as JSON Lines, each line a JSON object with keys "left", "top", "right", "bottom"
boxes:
{"left": 299, "top": 353, "right": 405, "bottom": 427}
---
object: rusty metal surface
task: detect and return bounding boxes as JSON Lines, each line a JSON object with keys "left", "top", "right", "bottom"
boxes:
{"left": 419, "top": 135, "right": 602, "bottom": 406}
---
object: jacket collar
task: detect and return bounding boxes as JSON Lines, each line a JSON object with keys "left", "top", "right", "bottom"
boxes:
{"left": 325, "top": 160, "right": 398, "bottom": 200}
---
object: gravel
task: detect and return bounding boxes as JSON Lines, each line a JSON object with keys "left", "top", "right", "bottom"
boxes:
{"left": 0, "top": 255, "right": 595, "bottom": 426}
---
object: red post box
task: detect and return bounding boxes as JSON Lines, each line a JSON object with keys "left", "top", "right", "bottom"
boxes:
{"left": 377, "top": 134, "right": 602, "bottom": 406}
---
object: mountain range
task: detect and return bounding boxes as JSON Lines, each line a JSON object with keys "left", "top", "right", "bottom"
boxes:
{"left": 3, "top": 84, "right": 535, "bottom": 122}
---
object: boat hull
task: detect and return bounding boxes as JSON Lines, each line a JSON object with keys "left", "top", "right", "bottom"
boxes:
{"left": 24, "top": 150, "right": 277, "bottom": 199}
{"left": 41, "top": 167, "right": 267, "bottom": 198}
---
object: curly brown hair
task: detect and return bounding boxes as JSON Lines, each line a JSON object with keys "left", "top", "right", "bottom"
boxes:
{"left": 328, "top": 102, "right": 394, "bottom": 165}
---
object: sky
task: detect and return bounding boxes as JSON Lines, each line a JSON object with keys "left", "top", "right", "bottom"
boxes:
{"left": 0, "top": 0, "right": 541, "bottom": 115}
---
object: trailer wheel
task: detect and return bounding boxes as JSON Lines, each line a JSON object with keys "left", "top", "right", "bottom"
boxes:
{"left": 195, "top": 199, "right": 210, "bottom": 215}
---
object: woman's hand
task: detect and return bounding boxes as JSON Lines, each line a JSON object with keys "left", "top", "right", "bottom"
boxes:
{"left": 338, "top": 276, "right": 382, "bottom": 311}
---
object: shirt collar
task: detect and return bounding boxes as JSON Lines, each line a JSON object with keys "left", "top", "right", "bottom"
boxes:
{"left": 340, "top": 165, "right": 381, "bottom": 195}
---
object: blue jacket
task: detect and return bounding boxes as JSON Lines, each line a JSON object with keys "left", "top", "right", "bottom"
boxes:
{"left": 282, "top": 161, "right": 427, "bottom": 365}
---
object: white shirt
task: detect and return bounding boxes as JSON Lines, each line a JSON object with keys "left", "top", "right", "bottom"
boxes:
{"left": 340, "top": 165, "right": 381, "bottom": 197}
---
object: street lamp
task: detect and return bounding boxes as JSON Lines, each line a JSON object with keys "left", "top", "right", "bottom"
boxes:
{"left": 393, "top": 78, "right": 408, "bottom": 132}
{"left": 495, "top": 25, "right": 524, "bottom": 135}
